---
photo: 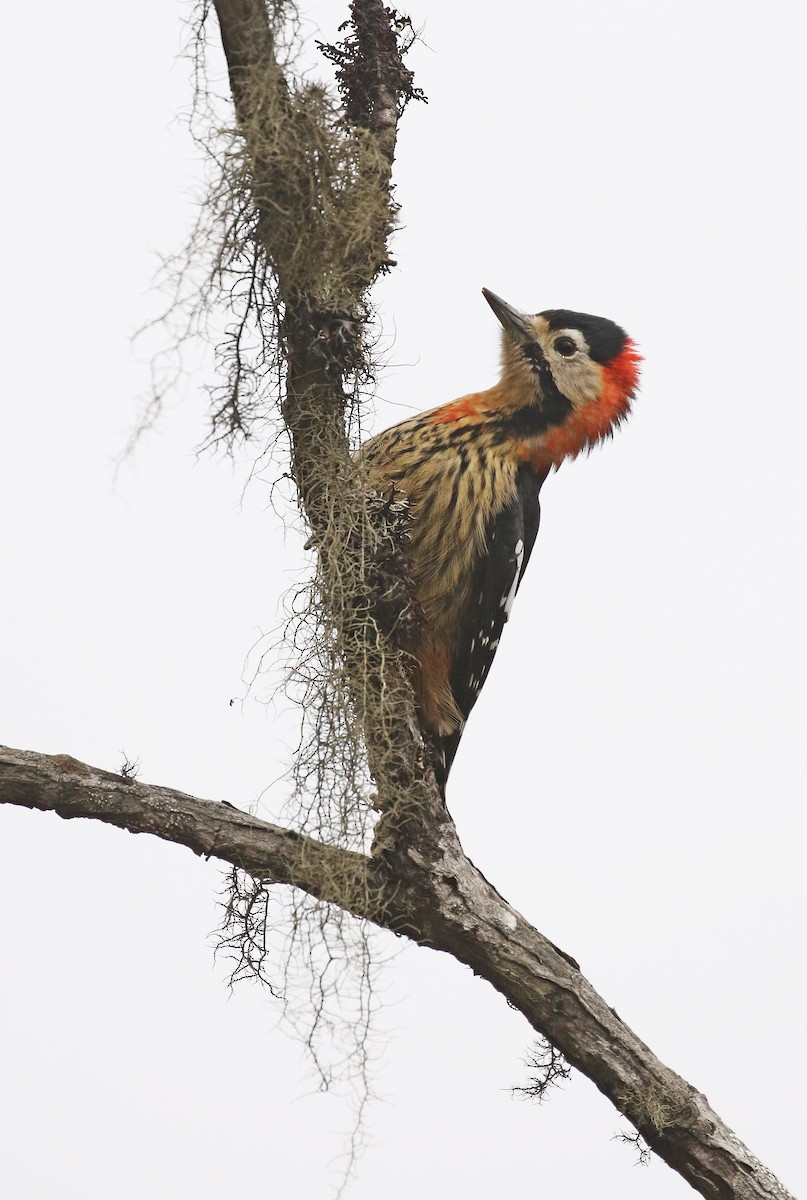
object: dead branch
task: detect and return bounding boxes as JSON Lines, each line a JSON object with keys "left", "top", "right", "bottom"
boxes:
{"left": 0, "top": 742, "right": 794, "bottom": 1200}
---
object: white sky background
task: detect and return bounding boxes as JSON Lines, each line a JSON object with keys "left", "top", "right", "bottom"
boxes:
{"left": 1, "top": 1, "right": 805, "bottom": 1197}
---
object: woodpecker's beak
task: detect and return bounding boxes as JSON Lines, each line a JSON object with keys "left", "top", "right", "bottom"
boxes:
{"left": 482, "top": 288, "right": 534, "bottom": 342}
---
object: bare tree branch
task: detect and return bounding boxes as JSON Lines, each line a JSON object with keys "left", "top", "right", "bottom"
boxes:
{"left": 0, "top": 744, "right": 369, "bottom": 910}
{"left": 0, "top": 742, "right": 794, "bottom": 1200}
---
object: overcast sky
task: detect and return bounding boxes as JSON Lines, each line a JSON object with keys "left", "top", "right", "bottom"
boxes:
{"left": 1, "top": 2, "right": 805, "bottom": 1197}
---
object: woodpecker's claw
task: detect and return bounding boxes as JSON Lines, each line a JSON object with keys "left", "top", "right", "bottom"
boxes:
{"left": 482, "top": 288, "right": 534, "bottom": 341}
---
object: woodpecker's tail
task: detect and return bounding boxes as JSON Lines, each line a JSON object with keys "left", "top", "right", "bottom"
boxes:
{"left": 431, "top": 732, "right": 463, "bottom": 801}
{"left": 431, "top": 745, "right": 448, "bottom": 800}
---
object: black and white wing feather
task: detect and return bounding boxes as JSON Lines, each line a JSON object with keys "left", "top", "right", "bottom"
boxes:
{"left": 437, "top": 464, "right": 548, "bottom": 782}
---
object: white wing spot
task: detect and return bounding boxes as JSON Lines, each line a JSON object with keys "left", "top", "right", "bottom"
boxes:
{"left": 503, "top": 539, "right": 524, "bottom": 618}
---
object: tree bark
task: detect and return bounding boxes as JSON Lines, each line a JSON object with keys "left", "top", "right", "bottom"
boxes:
{"left": 208, "top": 0, "right": 439, "bottom": 813}
{"left": 0, "top": 742, "right": 794, "bottom": 1200}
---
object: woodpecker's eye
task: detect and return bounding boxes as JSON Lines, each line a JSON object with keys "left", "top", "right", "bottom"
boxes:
{"left": 554, "top": 336, "right": 578, "bottom": 357}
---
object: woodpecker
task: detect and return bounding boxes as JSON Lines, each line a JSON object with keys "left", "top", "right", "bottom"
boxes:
{"left": 362, "top": 288, "right": 641, "bottom": 792}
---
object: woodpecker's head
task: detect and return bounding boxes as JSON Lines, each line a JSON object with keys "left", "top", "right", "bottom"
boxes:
{"left": 483, "top": 287, "right": 641, "bottom": 467}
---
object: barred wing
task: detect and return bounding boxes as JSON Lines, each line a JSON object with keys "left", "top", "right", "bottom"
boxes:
{"left": 438, "top": 464, "right": 548, "bottom": 784}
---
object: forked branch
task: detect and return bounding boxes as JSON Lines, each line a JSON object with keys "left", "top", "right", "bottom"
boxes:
{"left": 0, "top": 743, "right": 794, "bottom": 1200}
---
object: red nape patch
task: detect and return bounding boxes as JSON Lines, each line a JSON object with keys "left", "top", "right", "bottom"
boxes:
{"left": 604, "top": 338, "right": 642, "bottom": 401}
{"left": 537, "top": 339, "right": 642, "bottom": 467}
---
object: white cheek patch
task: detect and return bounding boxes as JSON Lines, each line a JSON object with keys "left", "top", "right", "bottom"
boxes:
{"left": 551, "top": 339, "right": 601, "bottom": 406}
{"left": 502, "top": 538, "right": 524, "bottom": 618}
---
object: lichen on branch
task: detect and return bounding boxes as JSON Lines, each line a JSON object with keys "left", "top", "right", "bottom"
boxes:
{"left": 160, "top": 4, "right": 435, "bottom": 1183}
